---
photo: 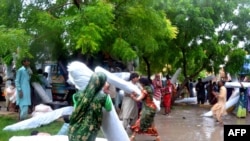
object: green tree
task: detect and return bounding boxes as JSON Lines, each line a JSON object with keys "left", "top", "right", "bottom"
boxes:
{"left": 0, "top": 0, "right": 31, "bottom": 66}
{"left": 32, "top": 0, "right": 178, "bottom": 78}
{"left": 0, "top": 26, "right": 30, "bottom": 64}
{"left": 111, "top": 1, "right": 178, "bottom": 79}
{"left": 2, "top": 0, "right": 249, "bottom": 86}
{"left": 0, "top": 0, "right": 23, "bottom": 28}
{"left": 21, "top": 1, "right": 66, "bottom": 64}
{"left": 67, "top": 0, "right": 177, "bottom": 79}
{"left": 160, "top": 0, "right": 250, "bottom": 81}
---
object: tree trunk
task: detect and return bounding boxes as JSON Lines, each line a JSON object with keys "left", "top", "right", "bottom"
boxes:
{"left": 142, "top": 56, "right": 151, "bottom": 81}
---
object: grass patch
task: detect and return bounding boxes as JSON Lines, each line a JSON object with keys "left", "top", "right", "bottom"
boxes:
{"left": 0, "top": 113, "right": 105, "bottom": 141}
{"left": 0, "top": 114, "right": 63, "bottom": 141}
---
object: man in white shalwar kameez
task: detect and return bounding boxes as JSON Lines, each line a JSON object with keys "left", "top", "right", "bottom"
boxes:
{"left": 119, "top": 72, "right": 140, "bottom": 132}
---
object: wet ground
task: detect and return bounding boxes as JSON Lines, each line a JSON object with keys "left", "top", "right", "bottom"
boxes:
{"left": 135, "top": 103, "right": 250, "bottom": 141}
{"left": 1, "top": 101, "right": 250, "bottom": 141}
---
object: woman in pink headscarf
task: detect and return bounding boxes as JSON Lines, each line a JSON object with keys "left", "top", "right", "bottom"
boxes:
{"left": 152, "top": 74, "right": 163, "bottom": 104}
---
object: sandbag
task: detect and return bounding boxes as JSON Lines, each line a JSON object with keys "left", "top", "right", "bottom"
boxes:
{"left": 32, "top": 104, "right": 53, "bottom": 117}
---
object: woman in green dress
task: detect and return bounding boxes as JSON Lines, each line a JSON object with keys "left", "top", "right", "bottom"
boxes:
{"left": 68, "top": 72, "right": 112, "bottom": 141}
{"left": 233, "top": 81, "right": 247, "bottom": 118}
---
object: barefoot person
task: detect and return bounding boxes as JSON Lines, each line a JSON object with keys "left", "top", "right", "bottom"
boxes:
{"left": 211, "top": 80, "right": 227, "bottom": 124}
{"left": 130, "top": 77, "right": 160, "bottom": 141}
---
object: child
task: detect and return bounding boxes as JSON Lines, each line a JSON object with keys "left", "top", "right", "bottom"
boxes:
{"left": 4, "top": 82, "right": 16, "bottom": 112}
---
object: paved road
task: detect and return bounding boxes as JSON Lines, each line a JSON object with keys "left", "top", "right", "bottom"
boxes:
{"left": 143, "top": 104, "right": 250, "bottom": 141}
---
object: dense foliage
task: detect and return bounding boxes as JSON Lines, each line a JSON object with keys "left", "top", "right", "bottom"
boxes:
{"left": 0, "top": 0, "right": 250, "bottom": 80}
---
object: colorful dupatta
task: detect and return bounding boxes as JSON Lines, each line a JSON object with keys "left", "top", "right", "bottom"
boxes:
{"left": 69, "top": 72, "right": 112, "bottom": 141}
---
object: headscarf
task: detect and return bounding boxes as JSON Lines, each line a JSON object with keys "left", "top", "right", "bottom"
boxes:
{"left": 70, "top": 72, "right": 107, "bottom": 124}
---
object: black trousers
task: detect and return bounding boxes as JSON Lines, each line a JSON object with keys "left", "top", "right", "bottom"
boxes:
{"left": 197, "top": 94, "right": 205, "bottom": 104}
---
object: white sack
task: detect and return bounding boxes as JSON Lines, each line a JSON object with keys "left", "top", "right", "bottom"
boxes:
{"left": 193, "top": 75, "right": 216, "bottom": 86}
{"left": 67, "top": 61, "right": 130, "bottom": 141}
{"left": 67, "top": 61, "right": 94, "bottom": 90}
{"left": 31, "top": 104, "right": 53, "bottom": 117}
{"left": 201, "top": 94, "right": 239, "bottom": 117}
{"left": 9, "top": 136, "right": 107, "bottom": 141}
{"left": 202, "top": 75, "right": 216, "bottom": 82}
{"left": 112, "top": 72, "right": 131, "bottom": 81}
{"left": 171, "top": 68, "right": 181, "bottom": 84}
{"left": 31, "top": 82, "right": 52, "bottom": 103}
{"left": 225, "top": 82, "right": 250, "bottom": 88}
{"left": 175, "top": 97, "right": 197, "bottom": 104}
{"left": 3, "top": 106, "right": 74, "bottom": 131}
{"left": 228, "top": 88, "right": 239, "bottom": 101}
{"left": 201, "top": 81, "right": 245, "bottom": 117}
{"left": 34, "top": 104, "right": 53, "bottom": 112}
{"left": 153, "top": 98, "right": 161, "bottom": 112}
{"left": 95, "top": 66, "right": 141, "bottom": 96}
{"left": 101, "top": 97, "right": 130, "bottom": 141}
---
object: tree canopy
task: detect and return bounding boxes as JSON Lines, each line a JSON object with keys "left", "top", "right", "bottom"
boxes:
{"left": 0, "top": 0, "right": 250, "bottom": 81}
{"left": 159, "top": 0, "right": 250, "bottom": 80}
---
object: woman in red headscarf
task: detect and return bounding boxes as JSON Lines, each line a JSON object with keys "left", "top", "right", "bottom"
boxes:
{"left": 162, "top": 77, "right": 176, "bottom": 115}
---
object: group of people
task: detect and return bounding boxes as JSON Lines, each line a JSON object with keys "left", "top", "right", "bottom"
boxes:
{"left": 232, "top": 76, "right": 250, "bottom": 118}
{"left": 1, "top": 58, "right": 162, "bottom": 140}
{"left": 28, "top": 71, "right": 162, "bottom": 141}
{"left": 210, "top": 78, "right": 249, "bottom": 125}
{"left": 152, "top": 74, "right": 176, "bottom": 115}
{"left": 5, "top": 57, "right": 250, "bottom": 140}
{"left": 117, "top": 72, "right": 180, "bottom": 140}
{"left": 198, "top": 76, "right": 250, "bottom": 125}
{"left": 115, "top": 73, "right": 179, "bottom": 140}
{"left": 3, "top": 58, "right": 52, "bottom": 120}
{"left": 67, "top": 71, "right": 162, "bottom": 141}
{"left": 116, "top": 73, "right": 161, "bottom": 141}
{"left": 1, "top": 58, "right": 34, "bottom": 120}
{"left": 4, "top": 56, "right": 250, "bottom": 141}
